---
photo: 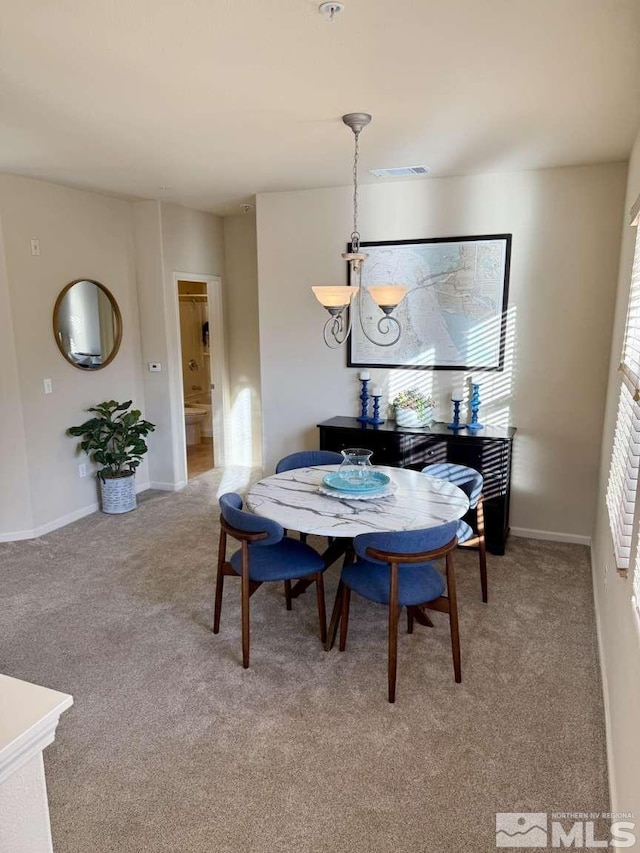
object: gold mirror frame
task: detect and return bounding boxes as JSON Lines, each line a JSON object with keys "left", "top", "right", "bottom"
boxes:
{"left": 53, "top": 279, "right": 123, "bottom": 371}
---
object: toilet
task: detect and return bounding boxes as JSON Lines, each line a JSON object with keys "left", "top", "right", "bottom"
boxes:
{"left": 184, "top": 406, "right": 207, "bottom": 446}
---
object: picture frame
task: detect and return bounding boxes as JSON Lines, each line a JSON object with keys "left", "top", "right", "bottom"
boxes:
{"left": 347, "top": 234, "right": 512, "bottom": 371}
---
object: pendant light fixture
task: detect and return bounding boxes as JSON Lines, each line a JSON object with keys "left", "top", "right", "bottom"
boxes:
{"left": 312, "top": 113, "right": 408, "bottom": 349}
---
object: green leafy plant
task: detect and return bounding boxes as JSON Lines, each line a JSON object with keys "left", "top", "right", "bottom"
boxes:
{"left": 68, "top": 400, "right": 155, "bottom": 481}
{"left": 392, "top": 389, "right": 435, "bottom": 419}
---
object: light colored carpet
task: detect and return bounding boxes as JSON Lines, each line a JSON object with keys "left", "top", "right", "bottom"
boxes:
{"left": 0, "top": 469, "right": 608, "bottom": 852}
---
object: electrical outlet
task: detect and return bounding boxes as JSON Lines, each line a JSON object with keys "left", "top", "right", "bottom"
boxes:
{"left": 43, "top": 378, "right": 52, "bottom": 394}
{"left": 78, "top": 463, "right": 87, "bottom": 478}
{"left": 30, "top": 239, "right": 40, "bottom": 256}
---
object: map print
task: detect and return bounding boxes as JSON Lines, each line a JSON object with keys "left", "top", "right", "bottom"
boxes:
{"left": 350, "top": 238, "right": 509, "bottom": 368}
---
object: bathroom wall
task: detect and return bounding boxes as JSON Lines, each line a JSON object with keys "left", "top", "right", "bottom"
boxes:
{"left": 0, "top": 174, "right": 146, "bottom": 539}
{"left": 178, "top": 282, "right": 212, "bottom": 411}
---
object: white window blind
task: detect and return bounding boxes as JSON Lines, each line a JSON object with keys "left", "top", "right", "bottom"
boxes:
{"left": 606, "top": 382, "right": 640, "bottom": 571}
{"left": 608, "top": 206, "right": 640, "bottom": 573}
{"left": 620, "top": 227, "right": 640, "bottom": 400}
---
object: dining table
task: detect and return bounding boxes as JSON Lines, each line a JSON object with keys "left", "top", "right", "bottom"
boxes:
{"left": 246, "top": 464, "right": 470, "bottom": 649}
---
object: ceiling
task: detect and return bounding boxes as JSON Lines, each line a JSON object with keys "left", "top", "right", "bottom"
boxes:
{"left": 2, "top": 0, "right": 640, "bottom": 214}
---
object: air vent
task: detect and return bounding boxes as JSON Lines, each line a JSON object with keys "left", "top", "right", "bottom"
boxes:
{"left": 369, "top": 165, "right": 431, "bottom": 178}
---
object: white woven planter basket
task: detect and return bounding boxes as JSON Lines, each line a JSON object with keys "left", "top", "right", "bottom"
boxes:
{"left": 100, "top": 474, "right": 136, "bottom": 514}
{"left": 394, "top": 406, "right": 434, "bottom": 428}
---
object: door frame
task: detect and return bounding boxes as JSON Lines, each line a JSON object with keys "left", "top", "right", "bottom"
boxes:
{"left": 172, "top": 272, "right": 229, "bottom": 480}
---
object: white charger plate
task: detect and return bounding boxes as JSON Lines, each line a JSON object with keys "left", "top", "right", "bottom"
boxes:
{"left": 318, "top": 481, "right": 397, "bottom": 501}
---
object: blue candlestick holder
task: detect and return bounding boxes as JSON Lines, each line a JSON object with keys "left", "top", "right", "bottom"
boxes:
{"left": 368, "top": 395, "right": 384, "bottom": 425}
{"left": 447, "top": 399, "right": 463, "bottom": 430}
{"left": 467, "top": 383, "right": 484, "bottom": 431}
{"left": 357, "top": 379, "right": 370, "bottom": 422}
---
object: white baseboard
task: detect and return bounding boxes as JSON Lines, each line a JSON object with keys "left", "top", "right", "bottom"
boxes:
{"left": 590, "top": 547, "right": 618, "bottom": 813}
{"left": 0, "top": 481, "right": 152, "bottom": 543}
{"left": 149, "top": 480, "right": 187, "bottom": 492}
{"left": 511, "top": 527, "right": 591, "bottom": 546}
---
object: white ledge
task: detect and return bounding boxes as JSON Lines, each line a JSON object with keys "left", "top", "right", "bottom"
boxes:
{"left": 0, "top": 674, "right": 73, "bottom": 785}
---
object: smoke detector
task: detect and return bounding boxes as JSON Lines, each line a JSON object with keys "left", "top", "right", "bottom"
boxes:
{"left": 318, "top": 3, "right": 344, "bottom": 22}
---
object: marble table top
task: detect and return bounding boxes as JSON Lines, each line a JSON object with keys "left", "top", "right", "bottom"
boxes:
{"left": 246, "top": 465, "right": 469, "bottom": 539}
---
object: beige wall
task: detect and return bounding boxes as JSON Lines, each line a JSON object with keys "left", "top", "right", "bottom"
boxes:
{"left": 223, "top": 212, "right": 263, "bottom": 467}
{"left": 0, "top": 218, "right": 33, "bottom": 536}
{"left": 256, "top": 163, "right": 626, "bottom": 538}
{"left": 591, "top": 129, "right": 640, "bottom": 818}
{"left": 133, "top": 201, "right": 225, "bottom": 487}
{"left": 0, "top": 175, "right": 146, "bottom": 538}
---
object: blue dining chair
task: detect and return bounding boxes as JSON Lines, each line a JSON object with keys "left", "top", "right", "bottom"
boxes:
{"left": 336, "top": 521, "right": 460, "bottom": 703}
{"left": 422, "top": 463, "right": 487, "bottom": 603}
{"left": 214, "top": 493, "right": 326, "bottom": 668}
{"left": 275, "top": 450, "right": 343, "bottom": 474}
{"left": 275, "top": 450, "right": 343, "bottom": 597}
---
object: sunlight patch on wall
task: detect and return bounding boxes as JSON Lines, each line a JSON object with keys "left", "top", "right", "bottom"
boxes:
{"left": 227, "top": 387, "right": 253, "bottom": 466}
{"left": 463, "top": 304, "right": 517, "bottom": 427}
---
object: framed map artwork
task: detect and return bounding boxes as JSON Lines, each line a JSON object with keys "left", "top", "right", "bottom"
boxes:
{"left": 347, "top": 234, "right": 512, "bottom": 371}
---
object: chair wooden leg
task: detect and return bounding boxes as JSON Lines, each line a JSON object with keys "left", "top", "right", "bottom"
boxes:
{"left": 316, "top": 572, "right": 327, "bottom": 644}
{"left": 339, "top": 585, "right": 351, "bottom": 651}
{"left": 213, "top": 527, "right": 226, "bottom": 634}
{"left": 388, "top": 563, "right": 400, "bottom": 703}
{"left": 477, "top": 497, "right": 488, "bottom": 603}
{"left": 446, "top": 552, "right": 461, "bottom": 683}
{"left": 407, "top": 606, "right": 414, "bottom": 634}
{"left": 479, "top": 536, "right": 488, "bottom": 604}
{"left": 241, "top": 542, "right": 251, "bottom": 669}
{"left": 284, "top": 580, "right": 292, "bottom": 611}
{"left": 325, "top": 580, "right": 344, "bottom": 651}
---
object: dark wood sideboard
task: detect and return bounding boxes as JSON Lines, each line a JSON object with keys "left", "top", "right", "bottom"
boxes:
{"left": 317, "top": 416, "right": 516, "bottom": 555}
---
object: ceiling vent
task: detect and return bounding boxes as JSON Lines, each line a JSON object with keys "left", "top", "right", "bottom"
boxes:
{"left": 369, "top": 165, "right": 431, "bottom": 178}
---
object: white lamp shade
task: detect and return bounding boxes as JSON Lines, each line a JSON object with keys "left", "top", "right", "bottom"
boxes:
{"left": 312, "top": 286, "right": 358, "bottom": 309}
{"left": 367, "top": 285, "right": 409, "bottom": 309}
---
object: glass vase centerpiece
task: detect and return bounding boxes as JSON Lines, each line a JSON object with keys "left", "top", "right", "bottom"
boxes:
{"left": 337, "top": 448, "right": 374, "bottom": 486}
{"left": 392, "top": 389, "right": 435, "bottom": 428}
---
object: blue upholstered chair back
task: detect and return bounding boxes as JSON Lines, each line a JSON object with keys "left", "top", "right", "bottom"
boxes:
{"left": 219, "top": 493, "right": 283, "bottom": 546}
{"left": 275, "top": 450, "right": 343, "bottom": 474}
{"left": 353, "top": 521, "right": 459, "bottom": 565}
{"left": 422, "top": 463, "right": 483, "bottom": 509}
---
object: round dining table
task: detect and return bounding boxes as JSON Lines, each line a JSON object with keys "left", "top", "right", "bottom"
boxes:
{"left": 246, "top": 465, "right": 470, "bottom": 650}
{"left": 246, "top": 465, "right": 469, "bottom": 539}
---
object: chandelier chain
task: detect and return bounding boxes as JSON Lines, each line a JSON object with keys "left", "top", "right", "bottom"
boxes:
{"left": 351, "top": 129, "right": 360, "bottom": 253}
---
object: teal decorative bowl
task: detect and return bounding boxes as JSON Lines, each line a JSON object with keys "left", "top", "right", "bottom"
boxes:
{"left": 322, "top": 471, "right": 391, "bottom": 493}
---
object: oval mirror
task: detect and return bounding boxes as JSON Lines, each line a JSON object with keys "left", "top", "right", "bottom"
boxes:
{"left": 53, "top": 280, "right": 122, "bottom": 370}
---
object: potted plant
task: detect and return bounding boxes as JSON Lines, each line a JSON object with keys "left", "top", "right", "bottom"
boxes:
{"left": 392, "top": 389, "right": 436, "bottom": 428}
{"left": 68, "top": 400, "right": 155, "bottom": 514}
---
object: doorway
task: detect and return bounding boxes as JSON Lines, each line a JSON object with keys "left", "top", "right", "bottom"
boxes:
{"left": 177, "top": 279, "right": 217, "bottom": 479}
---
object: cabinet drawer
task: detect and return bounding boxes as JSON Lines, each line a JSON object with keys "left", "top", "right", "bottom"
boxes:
{"left": 402, "top": 435, "right": 448, "bottom": 469}
{"left": 319, "top": 428, "right": 400, "bottom": 466}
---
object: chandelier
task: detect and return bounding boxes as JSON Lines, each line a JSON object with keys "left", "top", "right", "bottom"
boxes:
{"left": 312, "top": 113, "right": 408, "bottom": 348}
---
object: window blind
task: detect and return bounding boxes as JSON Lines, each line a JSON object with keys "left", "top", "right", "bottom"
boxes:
{"left": 606, "top": 382, "right": 640, "bottom": 572}
{"left": 608, "top": 210, "right": 640, "bottom": 574}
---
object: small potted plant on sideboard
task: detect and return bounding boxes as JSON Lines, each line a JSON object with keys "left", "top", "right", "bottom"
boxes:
{"left": 392, "top": 389, "right": 436, "bottom": 428}
{"left": 68, "top": 400, "right": 155, "bottom": 514}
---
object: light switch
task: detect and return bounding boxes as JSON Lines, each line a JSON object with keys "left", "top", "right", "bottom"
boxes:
{"left": 148, "top": 362, "right": 162, "bottom": 372}
{"left": 43, "top": 378, "right": 53, "bottom": 394}
{"left": 30, "top": 239, "right": 40, "bottom": 256}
